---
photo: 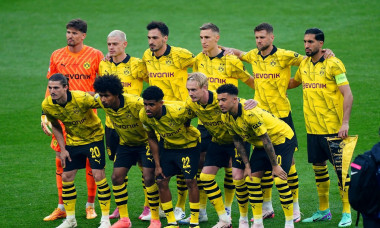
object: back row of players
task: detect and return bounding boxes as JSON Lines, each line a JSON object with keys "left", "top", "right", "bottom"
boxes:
{"left": 41, "top": 19, "right": 353, "bottom": 228}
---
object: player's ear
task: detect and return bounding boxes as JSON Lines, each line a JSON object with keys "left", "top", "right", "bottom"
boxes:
{"left": 82, "top": 32, "right": 87, "bottom": 40}
{"left": 123, "top": 41, "right": 128, "bottom": 48}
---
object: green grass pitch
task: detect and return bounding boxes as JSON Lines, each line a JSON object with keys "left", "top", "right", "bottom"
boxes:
{"left": 0, "top": 0, "right": 379, "bottom": 227}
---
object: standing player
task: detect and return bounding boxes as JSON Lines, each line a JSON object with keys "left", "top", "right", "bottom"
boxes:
{"left": 98, "top": 30, "right": 150, "bottom": 220}
{"left": 143, "top": 21, "right": 195, "bottom": 220}
{"left": 185, "top": 72, "right": 257, "bottom": 228}
{"left": 42, "top": 74, "right": 111, "bottom": 228}
{"left": 222, "top": 22, "right": 320, "bottom": 222}
{"left": 93, "top": 75, "right": 160, "bottom": 228}
{"left": 288, "top": 28, "right": 353, "bottom": 227}
{"left": 190, "top": 23, "right": 255, "bottom": 223}
{"left": 140, "top": 86, "right": 201, "bottom": 228}
{"left": 217, "top": 84, "right": 296, "bottom": 228}
{"left": 41, "top": 18, "right": 103, "bottom": 221}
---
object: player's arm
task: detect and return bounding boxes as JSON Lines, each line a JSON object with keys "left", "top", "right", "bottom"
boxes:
{"left": 147, "top": 130, "right": 165, "bottom": 178}
{"left": 41, "top": 112, "right": 52, "bottom": 136}
{"left": 219, "top": 45, "right": 246, "bottom": 60}
{"left": 288, "top": 68, "right": 302, "bottom": 89}
{"left": 338, "top": 84, "right": 353, "bottom": 138}
{"left": 244, "top": 76, "right": 255, "bottom": 89}
{"left": 259, "top": 133, "right": 287, "bottom": 180}
{"left": 232, "top": 135, "right": 252, "bottom": 180}
{"left": 50, "top": 119, "right": 71, "bottom": 168}
{"left": 288, "top": 78, "right": 301, "bottom": 89}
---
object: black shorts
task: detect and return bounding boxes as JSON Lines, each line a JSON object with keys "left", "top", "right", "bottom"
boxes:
{"left": 64, "top": 139, "right": 106, "bottom": 172}
{"left": 198, "top": 125, "right": 212, "bottom": 152}
{"left": 307, "top": 133, "right": 338, "bottom": 164}
{"left": 204, "top": 141, "right": 250, "bottom": 170}
{"left": 105, "top": 126, "right": 119, "bottom": 161}
{"left": 158, "top": 143, "right": 201, "bottom": 180}
{"left": 114, "top": 144, "right": 155, "bottom": 169}
{"left": 280, "top": 112, "right": 298, "bottom": 149}
{"left": 250, "top": 137, "right": 296, "bottom": 174}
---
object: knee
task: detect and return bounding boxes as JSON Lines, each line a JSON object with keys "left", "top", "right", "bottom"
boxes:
{"left": 92, "top": 170, "right": 106, "bottom": 182}
{"left": 111, "top": 173, "right": 124, "bottom": 186}
{"left": 185, "top": 179, "right": 198, "bottom": 189}
{"left": 157, "top": 179, "right": 169, "bottom": 189}
{"left": 232, "top": 169, "right": 244, "bottom": 180}
{"left": 143, "top": 173, "right": 155, "bottom": 186}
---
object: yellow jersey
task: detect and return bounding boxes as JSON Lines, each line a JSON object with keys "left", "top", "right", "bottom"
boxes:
{"left": 294, "top": 56, "right": 349, "bottom": 134}
{"left": 185, "top": 90, "right": 233, "bottom": 144}
{"left": 221, "top": 100, "right": 294, "bottom": 147}
{"left": 42, "top": 90, "right": 104, "bottom": 146}
{"left": 139, "top": 102, "right": 200, "bottom": 149}
{"left": 142, "top": 45, "right": 194, "bottom": 101}
{"left": 99, "top": 55, "right": 147, "bottom": 128}
{"left": 95, "top": 93, "right": 147, "bottom": 146}
{"left": 241, "top": 46, "right": 303, "bottom": 118}
{"left": 193, "top": 51, "right": 251, "bottom": 91}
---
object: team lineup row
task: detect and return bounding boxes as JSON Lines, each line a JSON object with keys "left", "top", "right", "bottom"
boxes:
{"left": 40, "top": 19, "right": 353, "bottom": 228}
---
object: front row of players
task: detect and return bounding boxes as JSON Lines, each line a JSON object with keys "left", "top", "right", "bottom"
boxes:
{"left": 42, "top": 72, "right": 300, "bottom": 228}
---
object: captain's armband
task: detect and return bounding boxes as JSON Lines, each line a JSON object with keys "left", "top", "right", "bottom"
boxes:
{"left": 335, "top": 73, "right": 348, "bottom": 85}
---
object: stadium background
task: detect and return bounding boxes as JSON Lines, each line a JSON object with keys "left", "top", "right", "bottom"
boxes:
{"left": 0, "top": 0, "right": 379, "bottom": 227}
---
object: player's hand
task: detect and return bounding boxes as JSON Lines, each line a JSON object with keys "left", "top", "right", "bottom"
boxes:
{"left": 41, "top": 115, "right": 52, "bottom": 136}
{"left": 322, "top": 49, "right": 335, "bottom": 59}
{"left": 244, "top": 166, "right": 252, "bottom": 181}
{"left": 338, "top": 122, "right": 349, "bottom": 138}
{"left": 102, "top": 53, "right": 111, "bottom": 61}
{"left": 60, "top": 149, "right": 71, "bottom": 168}
{"left": 272, "top": 165, "right": 287, "bottom": 180}
{"left": 155, "top": 166, "right": 166, "bottom": 179}
{"left": 219, "top": 45, "right": 233, "bottom": 56}
{"left": 244, "top": 99, "right": 258, "bottom": 110}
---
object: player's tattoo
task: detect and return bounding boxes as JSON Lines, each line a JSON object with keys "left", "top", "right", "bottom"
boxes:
{"left": 260, "top": 133, "right": 278, "bottom": 166}
{"left": 233, "top": 135, "right": 250, "bottom": 165}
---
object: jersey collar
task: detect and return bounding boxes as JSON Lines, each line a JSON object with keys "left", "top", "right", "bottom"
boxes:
{"left": 197, "top": 90, "right": 214, "bottom": 106}
{"left": 209, "top": 50, "right": 224, "bottom": 60}
{"left": 258, "top": 45, "right": 278, "bottom": 60}
{"left": 52, "top": 90, "right": 72, "bottom": 107}
{"left": 152, "top": 45, "right": 171, "bottom": 59}
{"left": 154, "top": 104, "right": 167, "bottom": 120}
{"left": 311, "top": 56, "right": 325, "bottom": 66}
{"left": 119, "top": 95, "right": 125, "bottom": 108}
{"left": 233, "top": 102, "right": 243, "bottom": 120}
{"left": 111, "top": 54, "right": 131, "bottom": 66}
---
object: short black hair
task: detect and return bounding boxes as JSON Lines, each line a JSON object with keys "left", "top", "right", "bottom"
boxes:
{"left": 66, "top": 19, "right": 87, "bottom": 33}
{"left": 254, "top": 23, "right": 273, "bottom": 33}
{"left": 216, "top": 84, "right": 239, "bottom": 96}
{"left": 147, "top": 21, "right": 169, "bottom": 36}
{"left": 93, "top": 74, "right": 123, "bottom": 96}
{"left": 49, "top": 73, "right": 69, "bottom": 88}
{"left": 305, "top": 28, "right": 324, "bottom": 42}
{"left": 142, "top": 86, "right": 164, "bottom": 101}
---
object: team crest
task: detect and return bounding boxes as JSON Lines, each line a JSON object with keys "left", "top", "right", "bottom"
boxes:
{"left": 124, "top": 67, "right": 130, "bottom": 75}
{"left": 294, "top": 53, "right": 299, "bottom": 57}
{"left": 214, "top": 109, "right": 221, "bottom": 115}
{"left": 166, "top": 59, "right": 172, "bottom": 65}
{"left": 270, "top": 60, "right": 276, "bottom": 66}
{"left": 320, "top": 67, "right": 325, "bottom": 76}
{"left": 168, "top": 120, "right": 176, "bottom": 127}
{"left": 83, "top": 62, "right": 90, "bottom": 70}
{"left": 72, "top": 107, "right": 80, "bottom": 114}
{"left": 218, "top": 64, "right": 225, "bottom": 72}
